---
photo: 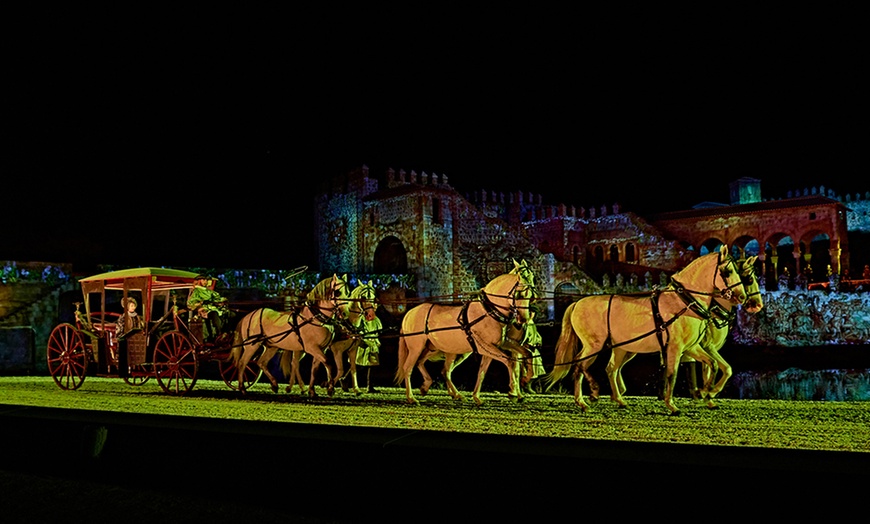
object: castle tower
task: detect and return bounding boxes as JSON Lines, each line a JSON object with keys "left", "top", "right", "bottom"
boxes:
{"left": 729, "top": 177, "right": 762, "bottom": 206}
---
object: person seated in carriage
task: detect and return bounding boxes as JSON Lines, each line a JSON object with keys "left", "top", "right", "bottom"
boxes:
{"left": 115, "top": 297, "right": 145, "bottom": 339}
{"left": 187, "top": 274, "right": 230, "bottom": 343}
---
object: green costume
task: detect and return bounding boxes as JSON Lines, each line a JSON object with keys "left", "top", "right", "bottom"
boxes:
{"left": 355, "top": 316, "right": 382, "bottom": 367}
{"left": 187, "top": 284, "right": 229, "bottom": 340}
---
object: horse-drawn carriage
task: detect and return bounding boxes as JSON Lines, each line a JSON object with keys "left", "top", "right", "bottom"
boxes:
{"left": 46, "top": 267, "right": 263, "bottom": 395}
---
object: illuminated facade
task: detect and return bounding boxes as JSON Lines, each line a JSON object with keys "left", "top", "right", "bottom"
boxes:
{"left": 315, "top": 167, "right": 865, "bottom": 303}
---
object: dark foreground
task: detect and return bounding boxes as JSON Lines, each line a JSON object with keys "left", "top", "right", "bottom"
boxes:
{"left": 1, "top": 404, "right": 868, "bottom": 523}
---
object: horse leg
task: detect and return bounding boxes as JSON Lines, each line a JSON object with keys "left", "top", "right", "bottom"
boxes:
{"left": 307, "top": 352, "right": 334, "bottom": 398}
{"left": 281, "top": 351, "right": 305, "bottom": 393}
{"left": 605, "top": 349, "right": 631, "bottom": 409}
{"left": 331, "top": 346, "right": 348, "bottom": 393}
{"left": 682, "top": 345, "right": 718, "bottom": 407}
{"left": 416, "top": 347, "right": 439, "bottom": 397}
{"left": 285, "top": 351, "right": 308, "bottom": 395}
{"left": 471, "top": 356, "right": 494, "bottom": 406}
{"left": 416, "top": 357, "right": 434, "bottom": 397}
{"left": 348, "top": 346, "right": 361, "bottom": 395}
{"left": 397, "top": 336, "right": 420, "bottom": 405}
{"left": 570, "top": 362, "right": 591, "bottom": 412}
{"left": 256, "top": 346, "right": 280, "bottom": 393}
{"left": 236, "top": 345, "right": 260, "bottom": 394}
{"left": 443, "top": 353, "right": 471, "bottom": 401}
{"left": 515, "top": 357, "right": 531, "bottom": 394}
{"left": 662, "top": 352, "right": 682, "bottom": 415}
{"left": 501, "top": 356, "right": 523, "bottom": 404}
{"left": 615, "top": 352, "right": 638, "bottom": 397}
{"left": 703, "top": 349, "right": 732, "bottom": 408}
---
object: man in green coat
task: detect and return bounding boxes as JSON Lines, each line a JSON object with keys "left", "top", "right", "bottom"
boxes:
{"left": 187, "top": 275, "right": 229, "bottom": 342}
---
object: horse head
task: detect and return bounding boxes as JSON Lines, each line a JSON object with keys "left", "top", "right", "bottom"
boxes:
{"left": 713, "top": 245, "right": 748, "bottom": 306}
{"left": 349, "top": 280, "right": 378, "bottom": 324}
{"left": 307, "top": 274, "right": 351, "bottom": 319}
{"left": 739, "top": 255, "right": 764, "bottom": 314}
{"left": 483, "top": 260, "right": 537, "bottom": 325}
{"left": 670, "top": 245, "right": 746, "bottom": 309}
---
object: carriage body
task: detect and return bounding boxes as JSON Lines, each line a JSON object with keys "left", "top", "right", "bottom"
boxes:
{"left": 46, "top": 267, "right": 260, "bottom": 395}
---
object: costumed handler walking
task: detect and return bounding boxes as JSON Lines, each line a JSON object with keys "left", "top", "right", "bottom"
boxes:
{"left": 355, "top": 313, "right": 383, "bottom": 393}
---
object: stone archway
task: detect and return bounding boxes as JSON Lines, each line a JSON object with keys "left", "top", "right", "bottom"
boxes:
{"left": 373, "top": 235, "right": 408, "bottom": 274}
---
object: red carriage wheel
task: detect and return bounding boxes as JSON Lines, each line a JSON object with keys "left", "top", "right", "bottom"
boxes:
{"left": 46, "top": 323, "right": 89, "bottom": 390}
{"left": 218, "top": 357, "right": 262, "bottom": 391}
{"left": 153, "top": 331, "right": 198, "bottom": 395}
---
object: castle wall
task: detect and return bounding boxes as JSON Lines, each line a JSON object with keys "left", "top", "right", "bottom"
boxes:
{"left": 844, "top": 193, "right": 870, "bottom": 233}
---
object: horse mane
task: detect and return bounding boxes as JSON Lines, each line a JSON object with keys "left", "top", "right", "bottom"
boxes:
{"left": 307, "top": 275, "right": 345, "bottom": 301}
{"left": 484, "top": 272, "right": 519, "bottom": 293}
{"left": 350, "top": 282, "right": 374, "bottom": 299}
{"left": 306, "top": 278, "right": 330, "bottom": 301}
{"left": 671, "top": 249, "right": 723, "bottom": 283}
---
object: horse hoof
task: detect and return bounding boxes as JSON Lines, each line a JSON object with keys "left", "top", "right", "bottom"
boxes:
{"left": 668, "top": 409, "right": 682, "bottom": 416}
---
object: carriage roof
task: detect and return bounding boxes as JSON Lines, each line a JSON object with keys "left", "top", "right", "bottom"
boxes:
{"left": 79, "top": 267, "right": 201, "bottom": 292}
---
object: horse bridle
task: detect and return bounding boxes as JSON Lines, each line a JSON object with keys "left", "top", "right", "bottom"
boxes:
{"left": 738, "top": 262, "right": 762, "bottom": 301}
{"left": 672, "top": 252, "right": 743, "bottom": 303}
{"left": 481, "top": 275, "right": 538, "bottom": 325}
{"left": 311, "top": 278, "right": 350, "bottom": 323}
{"left": 348, "top": 285, "right": 377, "bottom": 319}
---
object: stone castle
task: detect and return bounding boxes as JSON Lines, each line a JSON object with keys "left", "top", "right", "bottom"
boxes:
{"left": 315, "top": 166, "right": 870, "bottom": 318}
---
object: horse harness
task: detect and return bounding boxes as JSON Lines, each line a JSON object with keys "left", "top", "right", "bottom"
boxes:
{"left": 411, "top": 280, "right": 533, "bottom": 356}
{"left": 241, "top": 299, "right": 345, "bottom": 353}
{"left": 707, "top": 260, "right": 760, "bottom": 331}
{"left": 602, "top": 254, "right": 741, "bottom": 364}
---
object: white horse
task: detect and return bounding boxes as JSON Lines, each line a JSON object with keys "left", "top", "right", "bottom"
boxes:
{"left": 544, "top": 246, "right": 747, "bottom": 415}
{"left": 229, "top": 274, "right": 351, "bottom": 397}
{"left": 612, "top": 255, "right": 765, "bottom": 408}
{"left": 395, "top": 259, "right": 537, "bottom": 406}
{"left": 280, "top": 280, "right": 378, "bottom": 396}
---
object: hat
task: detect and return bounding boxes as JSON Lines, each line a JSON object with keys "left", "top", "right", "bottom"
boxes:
{"left": 121, "top": 297, "right": 138, "bottom": 309}
{"left": 194, "top": 274, "right": 211, "bottom": 281}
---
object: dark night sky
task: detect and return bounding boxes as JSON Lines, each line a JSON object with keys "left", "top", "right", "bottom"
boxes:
{"left": 4, "top": 11, "right": 866, "bottom": 273}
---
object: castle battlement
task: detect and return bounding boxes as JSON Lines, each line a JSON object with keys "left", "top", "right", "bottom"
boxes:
{"left": 464, "top": 187, "right": 622, "bottom": 224}
{"left": 385, "top": 167, "right": 451, "bottom": 190}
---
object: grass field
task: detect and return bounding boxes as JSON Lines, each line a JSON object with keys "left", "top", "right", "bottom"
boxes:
{"left": 2, "top": 375, "right": 869, "bottom": 453}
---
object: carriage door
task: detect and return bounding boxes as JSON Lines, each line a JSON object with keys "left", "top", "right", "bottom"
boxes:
{"left": 119, "top": 276, "right": 149, "bottom": 375}
{"left": 80, "top": 280, "right": 109, "bottom": 374}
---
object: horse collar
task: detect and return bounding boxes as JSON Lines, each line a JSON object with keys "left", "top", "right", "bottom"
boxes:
{"left": 669, "top": 276, "right": 712, "bottom": 320}
{"left": 479, "top": 290, "right": 515, "bottom": 325}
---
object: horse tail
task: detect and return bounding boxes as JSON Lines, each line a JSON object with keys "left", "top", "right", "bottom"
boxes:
{"left": 394, "top": 334, "right": 408, "bottom": 385}
{"left": 544, "top": 302, "right": 580, "bottom": 391}
{"left": 228, "top": 319, "right": 244, "bottom": 365}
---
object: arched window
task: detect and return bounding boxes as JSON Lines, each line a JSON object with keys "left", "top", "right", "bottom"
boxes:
{"left": 610, "top": 245, "right": 619, "bottom": 262}
{"left": 625, "top": 242, "right": 636, "bottom": 263}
